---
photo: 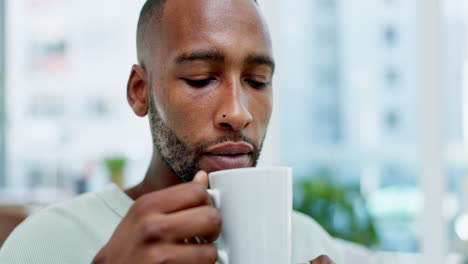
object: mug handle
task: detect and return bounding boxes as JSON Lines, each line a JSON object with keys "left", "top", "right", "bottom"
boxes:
{"left": 207, "top": 189, "right": 221, "bottom": 208}
{"left": 206, "top": 189, "right": 228, "bottom": 264}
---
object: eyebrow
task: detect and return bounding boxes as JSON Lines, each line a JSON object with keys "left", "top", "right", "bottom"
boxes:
{"left": 175, "top": 50, "right": 225, "bottom": 64}
{"left": 173, "top": 49, "right": 275, "bottom": 72}
{"left": 245, "top": 54, "right": 275, "bottom": 72}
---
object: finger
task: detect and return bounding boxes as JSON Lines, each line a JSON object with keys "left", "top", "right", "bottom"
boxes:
{"left": 146, "top": 244, "right": 218, "bottom": 264}
{"left": 170, "top": 205, "right": 221, "bottom": 243}
{"left": 134, "top": 182, "right": 211, "bottom": 214}
{"left": 192, "top": 171, "right": 215, "bottom": 206}
{"left": 308, "top": 255, "right": 334, "bottom": 264}
{"left": 192, "top": 170, "right": 209, "bottom": 188}
{"left": 142, "top": 206, "right": 221, "bottom": 243}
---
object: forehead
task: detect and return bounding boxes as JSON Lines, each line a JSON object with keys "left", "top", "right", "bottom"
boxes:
{"left": 154, "top": 0, "right": 272, "bottom": 63}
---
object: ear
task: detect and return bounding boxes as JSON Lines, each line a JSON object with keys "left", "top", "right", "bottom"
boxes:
{"left": 127, "top": 64, "right": 149, "bottom": 117}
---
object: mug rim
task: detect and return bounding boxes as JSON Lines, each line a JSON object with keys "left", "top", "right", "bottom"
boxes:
{"left": 208, "top": 166, "right": 291, "bottom": 177}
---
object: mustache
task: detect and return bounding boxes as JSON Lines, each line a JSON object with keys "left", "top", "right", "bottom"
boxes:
{"left": 193, "top": 133, "right": 258, "bottom": 156}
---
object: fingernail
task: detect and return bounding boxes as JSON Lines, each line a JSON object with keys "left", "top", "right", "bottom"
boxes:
{"left": 193, "top": 170, "right": 207, "bottom": 182}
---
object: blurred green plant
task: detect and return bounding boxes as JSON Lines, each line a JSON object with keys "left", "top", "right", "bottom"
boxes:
{"left": 103, "top": 156, "right": 127, "bottom": 188}
{"left": 294, "top": 170, "right": 379, "bottom": 247}
{"left": 103, "top": 156, "right": 126, "bottom": 174}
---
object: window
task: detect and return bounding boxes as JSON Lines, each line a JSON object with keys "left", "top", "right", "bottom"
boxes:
{"left": 384, "top": 110, "right": 400, "bottom": 132}
{"left": 0, "top": 0, "right": 5, "bottom": 186}
{"left": 313, "top": 105, "right": 341, "bottom": 143}
{"left": 383, "top": 25, "right": 398, "bottom": 47}
{"left": 384, "top": 0, "right": 397, "bottom": 5}
{"left": 316, "top": 0, "right": 336, "bottom": 9}
{"left": 317, "top": 66, "right": 339, "bottom": 88}
{"left": 385, "top": 67, "right": 400, "bottom": 88}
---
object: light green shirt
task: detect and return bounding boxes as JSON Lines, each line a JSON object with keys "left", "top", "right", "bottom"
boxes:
{"left": 0, "top": 184, "right": 343, "bottom": 263}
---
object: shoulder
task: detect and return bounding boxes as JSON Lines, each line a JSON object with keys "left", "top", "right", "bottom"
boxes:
{"left": 0, "top": 190, "right": 120, "bottom": 264}
{"left": 292, "top": 211, "right": 344, "bottom": 263}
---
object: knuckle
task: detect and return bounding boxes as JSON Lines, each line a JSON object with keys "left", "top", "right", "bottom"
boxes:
{"left": 132, "top": 198, "right": 151, "bottom": 217}
{"left": 141, "top": 218, "right": 169, "bottom": 242}
{"left": 199, "top": 244, "right": 218, "bottom": 263}
{"left": 206, "top": 208, "right": 222, "bottom": 229}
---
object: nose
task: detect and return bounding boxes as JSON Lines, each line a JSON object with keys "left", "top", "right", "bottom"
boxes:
{"left": 214, "top": 80, "right": 253, "bottom": 131}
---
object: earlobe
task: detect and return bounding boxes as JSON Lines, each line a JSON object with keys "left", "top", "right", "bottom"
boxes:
{"left": 127, "top": 64, "right": 149, "bottom": 117}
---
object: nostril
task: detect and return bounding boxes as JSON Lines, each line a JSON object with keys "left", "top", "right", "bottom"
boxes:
{"left": 220, "top": 122, "right": 231, "bottom": 129}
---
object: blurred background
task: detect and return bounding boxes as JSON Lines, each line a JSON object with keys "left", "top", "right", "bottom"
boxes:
{"left": 0, "top": 0, "right": 467, "bottom": 262}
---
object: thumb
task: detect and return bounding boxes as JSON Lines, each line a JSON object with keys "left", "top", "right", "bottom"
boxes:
{"left": 307, "top": 255, "right": 334, "bottom": 264}
{"left": 192, "top": 170, "right": 209, "bottom": 188}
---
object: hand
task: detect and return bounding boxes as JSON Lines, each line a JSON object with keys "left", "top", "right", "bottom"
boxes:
{"left": 92, "top": 171, "right": 221, "bottom": 264}
{"left": 305, "top": 255, "right": 335, "bottom": 264}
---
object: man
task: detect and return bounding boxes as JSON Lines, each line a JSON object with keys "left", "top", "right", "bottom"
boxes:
{"left": 0, "top": 0, "right": 343, "bottom": 263}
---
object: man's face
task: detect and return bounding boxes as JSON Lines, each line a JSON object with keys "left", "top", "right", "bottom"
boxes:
{"left": 147, "top": 0, "right": 274, "bottom": 181}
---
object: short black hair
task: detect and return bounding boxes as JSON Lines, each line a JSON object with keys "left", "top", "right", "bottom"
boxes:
{"left": 136, "top": 0, "right": 166, "bottom": 68}
{"left": 136, "top": 0, "right": 258, "bottom": 67}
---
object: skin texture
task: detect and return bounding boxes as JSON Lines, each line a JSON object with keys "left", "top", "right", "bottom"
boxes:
{"left": 92, "top": 0, "right": 334, "bottom": 263}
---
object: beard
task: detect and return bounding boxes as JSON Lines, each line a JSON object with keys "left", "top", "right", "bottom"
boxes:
{"left": 148, "top": 97, "right": 264, "bottom": 182}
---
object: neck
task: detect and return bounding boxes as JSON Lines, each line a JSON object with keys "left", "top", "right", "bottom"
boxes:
{"left": 124, "top": 151, "right": 182, "bottom": 200}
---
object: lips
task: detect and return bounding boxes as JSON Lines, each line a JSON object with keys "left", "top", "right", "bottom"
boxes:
{"left": 205, "top": 142, "right": 253, "bottom": 155}
{"left": 202, "top": 142, "right": 254, "bottom": 170}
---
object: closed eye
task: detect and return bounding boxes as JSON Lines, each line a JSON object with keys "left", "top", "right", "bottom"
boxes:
{"left": 246, "top": 79, "right": 268, "bottom": 89}
{"left": 183, "top": 77, "right": 216, "bottom": 88}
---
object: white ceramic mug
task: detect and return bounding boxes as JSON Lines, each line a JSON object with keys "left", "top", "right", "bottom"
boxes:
{"left": 207, "top": 167, "right": 292, "bottom": 264}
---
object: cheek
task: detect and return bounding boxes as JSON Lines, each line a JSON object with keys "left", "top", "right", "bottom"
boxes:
{"left": 158, "top": 86, "right": 218, "bottom": 141}
{"left": 249, "top": 92, "right": 273, "bottom": 136}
